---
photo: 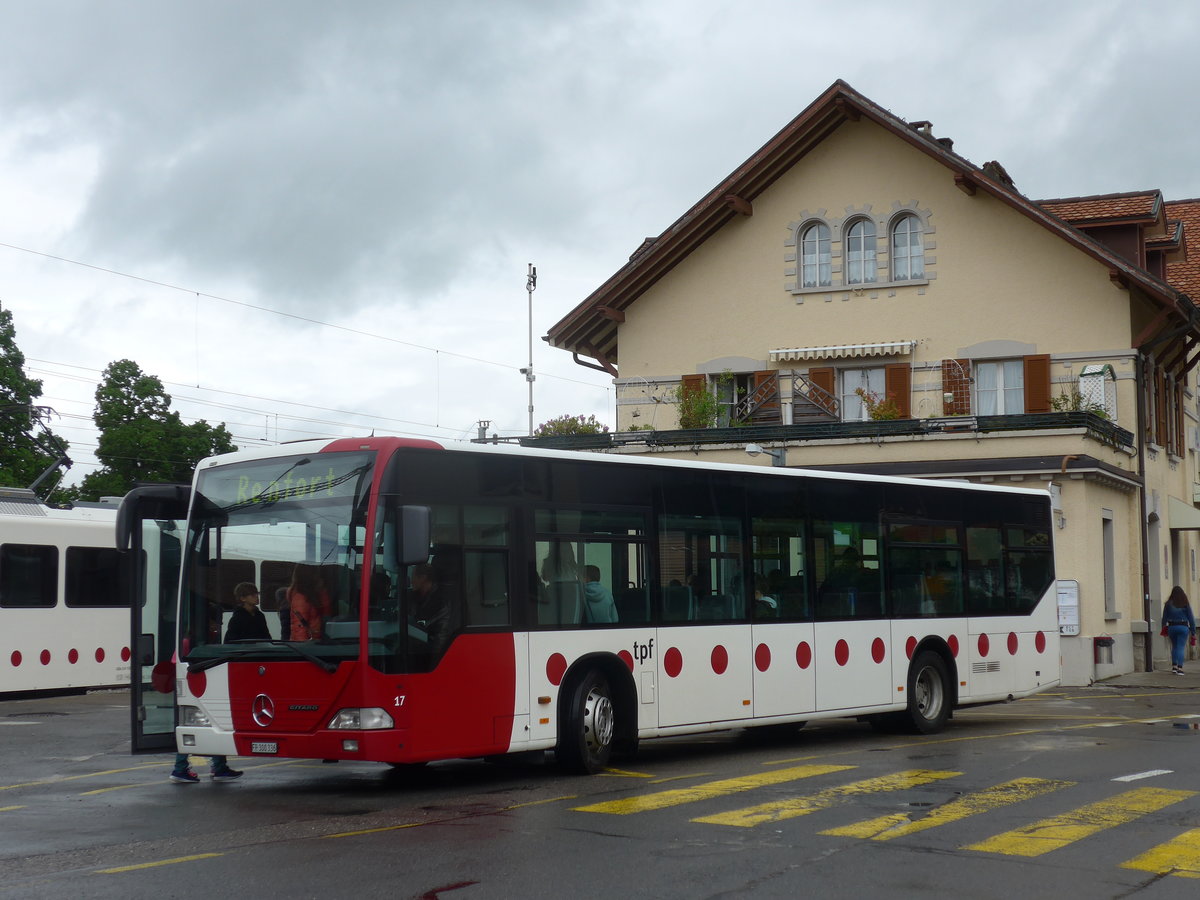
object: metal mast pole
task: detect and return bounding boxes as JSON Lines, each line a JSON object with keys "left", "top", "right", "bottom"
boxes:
{"left": 523, "top": 263, "right": 537, "bottom": 435}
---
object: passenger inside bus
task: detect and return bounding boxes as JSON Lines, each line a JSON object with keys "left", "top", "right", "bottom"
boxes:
{"left": 583, "top": 564, "right": 618, "bottom": 623}
{"left": 538, "top": 544, "right": 582, "bottom": 625}
{"left": 288, "top": 563, "right": 331, "bottom": 641}
{"left": 753, "top": 574, "right": 778, "bottom": 618}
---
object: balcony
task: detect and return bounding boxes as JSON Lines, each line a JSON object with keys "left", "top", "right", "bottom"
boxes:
{"left": 512, "top": 411, "right": 1133, "bottom": 453}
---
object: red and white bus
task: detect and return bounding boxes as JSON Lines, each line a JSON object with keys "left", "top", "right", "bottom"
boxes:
{"left": 1, "top": 487, "right": 131, "bottom": 695}
{"left": 119, "top": 438, "right": 1060, "bottom": 770}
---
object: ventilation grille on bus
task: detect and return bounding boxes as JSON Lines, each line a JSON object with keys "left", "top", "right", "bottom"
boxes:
{"left": 972, "top": 661, "right": 1001, "bottom": 674}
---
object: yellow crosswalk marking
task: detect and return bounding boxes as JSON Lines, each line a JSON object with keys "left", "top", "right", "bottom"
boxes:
{"left": 965, "top": 787, "right": 1196, "bottom": 857}
{"left": 821, "top": 777, "right": 1073, "bottom": 840}
{"left": 1121, "top": 828, "right": 1200, "bottom": 879}
{"left": 573, "top": 764, "right": 855, "bottom": 815}
{"left": 692, "top": 769, "right": 960, "bottom": 828}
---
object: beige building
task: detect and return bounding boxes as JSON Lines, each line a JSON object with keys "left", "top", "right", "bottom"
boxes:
{"left": 544, "top": 81, "right": 1200, "bottom": 686}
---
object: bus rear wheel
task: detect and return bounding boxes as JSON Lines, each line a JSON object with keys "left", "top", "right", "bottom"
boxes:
{"left": 906, "top": 651, "right": 950, "bottom": 734}
{"left": 558, "top": 670, "right": 615, "bottom": 775}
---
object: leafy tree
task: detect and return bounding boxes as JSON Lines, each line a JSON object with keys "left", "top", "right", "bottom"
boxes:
{"left": 534, "top": 413, "right": 610, "bottom": 437}
{"left": 0, "top": 301, "right": 70, "bottom": 492}
{"left": 75, "top": 359, "right": 236, "bottom": 501}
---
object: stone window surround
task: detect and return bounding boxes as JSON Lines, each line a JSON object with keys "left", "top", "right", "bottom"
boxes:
{"left": 785, "top": 201, "right": 936, "bottom": 300}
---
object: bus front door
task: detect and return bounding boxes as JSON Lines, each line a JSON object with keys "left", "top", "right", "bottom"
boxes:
{"left": 118, "top": 485, "right": 191, "bottom": 754}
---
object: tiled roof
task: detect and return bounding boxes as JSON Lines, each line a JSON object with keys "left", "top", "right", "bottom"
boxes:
{"left": 1038, "top": 191, "right": 1161, "bottom": 224}
{"left": 1147, "top": 220, "right": 1182, "bottom": 248}
{"left": 1166, "top": 199, "right": 1200, "bottom": 301}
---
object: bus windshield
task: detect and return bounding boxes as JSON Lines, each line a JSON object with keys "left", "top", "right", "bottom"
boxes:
{"left": 179, "top": 450, "right": 375, "bottom": 667}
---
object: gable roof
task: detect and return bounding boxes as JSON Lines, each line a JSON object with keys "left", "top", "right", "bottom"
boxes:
{"left": 547, "top": 80, "right": 1190, "bottom": 375}
{"left": 1166, "top": 199, "right": 1200, "bottom": 300}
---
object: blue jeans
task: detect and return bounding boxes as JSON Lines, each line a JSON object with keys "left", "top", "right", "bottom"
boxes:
{"left": 173, "top": 752, "right": 228, "bottom": 773}
{"left": 1168, "top": 624, "right": 1191, "bottom": 667}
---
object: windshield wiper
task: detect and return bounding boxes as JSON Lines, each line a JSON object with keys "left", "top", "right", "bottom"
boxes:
{"left": 187, "top": 640, "right": 338, "bottom": 674}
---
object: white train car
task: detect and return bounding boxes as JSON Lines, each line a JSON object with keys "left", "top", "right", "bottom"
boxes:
{"left": 0, "top": 487, "right": 131, "bottom": 694}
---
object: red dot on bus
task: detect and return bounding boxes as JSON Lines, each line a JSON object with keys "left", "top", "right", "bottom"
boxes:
{"left": 40, "top": 649, "right": 51, "bottom": 666}
{"left": 186, "top": 670, "right": 207, "bottom": 698}
{"left": 68, "top": 649, "right": 79, "bottom": 665}
{"left": 120, "top": 646, "right": 131, "bottom": 662}
{"left": 10, "top": 651, "right": 21, "bottom": 667}
{"left": 755, "top": 643, "right": 771, "bottom": 672}
{"left": 546, "top": 653, "right": 568, "bottom": 686}
{"left": 618, "top": 650, "right": 634, "bottom": 671}
{"left": 95, "top": 648, "right": 106, "bottom": 663}
{"left": 1035, "top": 631, "right": 1046, "bottom": 654}
{"left": 834, "top": 639, "right": 850, "bottom": 666}
{"left": 796, "top": 642, "right": 812, "bottom": 669}
{"left": 871, "top": 638, "right": 886, "bottom": 664}
{"left": 978, "top": 634, "right": 990, "bottom": 657}
{"left": 905, "top": 636, "right": 917, "bottom": 659}
{"left": 1007, "top": 632, "right": 1019, "bottom": 655}
{"left": 948, "top": 634, "right": 959, "bottom": 657}
{"left": 711, "top": 645, "right": 729, "bottom": 675}
{"left": 663, "top": 647, "right": 683, "bottom": 678}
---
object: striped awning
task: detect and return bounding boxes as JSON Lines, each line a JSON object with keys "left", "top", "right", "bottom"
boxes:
{"left": 769, "top": 340, "right": 916, "bottom": 362}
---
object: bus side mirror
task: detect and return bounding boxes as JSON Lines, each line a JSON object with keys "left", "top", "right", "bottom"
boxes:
{"left": 398, "top": 505, "right": 431, "bottom": 565}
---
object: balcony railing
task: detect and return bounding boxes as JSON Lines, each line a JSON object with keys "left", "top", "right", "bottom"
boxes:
{"left": 508, "top": 411, "right": 1133, "bottom": 452}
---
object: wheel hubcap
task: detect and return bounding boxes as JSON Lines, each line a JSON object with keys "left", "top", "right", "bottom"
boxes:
{"left": 583, "top": 687, "right": 614, "bottom": 753}
{"left": 915, "top": 666, "right": 943, "bottom": 718}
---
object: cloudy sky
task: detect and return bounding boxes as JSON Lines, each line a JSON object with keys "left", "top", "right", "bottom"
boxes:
{"left": 1, "top": 0, "right": 1197, "bottom": 487}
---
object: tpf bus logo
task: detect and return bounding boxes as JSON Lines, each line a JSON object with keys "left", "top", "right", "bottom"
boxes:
{"left": 252, "top": 694, "right": 275, "bottom": 727}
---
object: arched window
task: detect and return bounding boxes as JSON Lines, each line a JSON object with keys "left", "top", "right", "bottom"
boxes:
{"left": 800, "top": 222, "right": 831, "bottom": 288}
{"left": 890, "top": 214, "right": 924, "bottom": 281}
{"left": 845, "top": 219, "right": 877, "bottom": 285}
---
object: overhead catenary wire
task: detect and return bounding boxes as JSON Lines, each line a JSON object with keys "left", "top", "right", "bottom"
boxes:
{"left": 0, "top": 240, "right": 608, "bottom": 391}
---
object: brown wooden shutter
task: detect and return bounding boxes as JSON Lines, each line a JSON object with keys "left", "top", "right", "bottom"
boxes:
{"left": 808, "top": 367, "right": 837, "bottom": 415}
{"left": 681, "top": 374, "right": 706, "bottom": 397}
{"left": 1155, "top": 367, "right": 1167, "bottom": 445}
{"left": 941, "top": 359, "right": 972, "bottom": 415}
{"left": 885, "top": 363, "right": 912, "bottom": 418}
{"left": 1023, "top": 354, "right": 1051, "bottom": 414}
{"left": 1174, "top": 377, "right": 1185, "bottom": 455}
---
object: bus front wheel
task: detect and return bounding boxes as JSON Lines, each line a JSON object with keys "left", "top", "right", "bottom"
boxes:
{"left": 558, "top": 670, "right": 615, "bottom": 774}
{"left": 906, "top": 651, "right": 950, "bottom": 734}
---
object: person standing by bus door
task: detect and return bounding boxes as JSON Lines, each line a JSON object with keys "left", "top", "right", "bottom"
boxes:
{"left": 1162, "top": 585, "right": 1197, "bottom": 675}
{"left": 152, "top": 660, "right": 244, "bottom": 783}
{"left": 170, "top": 753, "right": 243, "bottom": 783}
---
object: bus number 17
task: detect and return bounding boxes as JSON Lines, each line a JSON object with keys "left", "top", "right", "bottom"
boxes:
{"left": 394, "top": 695, "right": 406, "bottom": 707}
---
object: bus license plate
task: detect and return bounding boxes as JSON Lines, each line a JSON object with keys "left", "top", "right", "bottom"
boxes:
{"left": 251, "top": 742, "right": 278, "bottom": 754}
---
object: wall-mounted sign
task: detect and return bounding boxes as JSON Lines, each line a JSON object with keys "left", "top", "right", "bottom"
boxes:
{"left": 1057, "top": 579, "right": 1080, "bottom": 636}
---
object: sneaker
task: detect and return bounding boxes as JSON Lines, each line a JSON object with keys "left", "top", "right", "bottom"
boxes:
{"left": 170, "top": 769, "right": 200, "bottom": 784}
{"left": 211, "top": 767, "right": 243, "bottom": 781}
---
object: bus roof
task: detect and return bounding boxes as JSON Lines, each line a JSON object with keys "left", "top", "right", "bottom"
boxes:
{"left": 194, "top": 436, "right": 1051, "bottom": 499}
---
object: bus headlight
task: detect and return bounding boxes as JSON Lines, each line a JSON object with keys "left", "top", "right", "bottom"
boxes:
{"left": 179, "top": 705, "right": 212, "bottom": 727}
{"left": 327, "top": 708, "right": 394, "bottom": 730}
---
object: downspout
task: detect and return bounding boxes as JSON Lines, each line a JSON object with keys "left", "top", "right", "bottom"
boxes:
{"left": 1134, "top": 351, "right": 1154, "bottom": 672}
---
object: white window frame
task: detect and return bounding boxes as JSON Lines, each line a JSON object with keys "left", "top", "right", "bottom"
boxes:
{"left": 890, "top": 214, "right": 924, "bottom": 281}
{"left": 840, "top": 367, "right": 885, "bottom": 422}
{"left": 845, "top": 218, "right": 877, "bottom": 285}
{"left": 800, "top": 222, "right": 831, "bottom": 288}
{"left": 975, "top": 360, "right": 1024, "bottom": 415}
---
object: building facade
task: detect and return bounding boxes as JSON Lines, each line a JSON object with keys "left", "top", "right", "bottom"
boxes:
{"left": 543, "top": 82, "right": 1200, "bottom": 686}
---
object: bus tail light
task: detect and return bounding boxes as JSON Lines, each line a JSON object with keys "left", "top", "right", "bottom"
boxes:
{"left": 328, "top": 708, "right": 394, "bottom": 730}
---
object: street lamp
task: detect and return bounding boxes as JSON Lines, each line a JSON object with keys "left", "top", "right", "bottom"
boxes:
{"left": 745, "top": 443, "right": 785, "bottom": 467}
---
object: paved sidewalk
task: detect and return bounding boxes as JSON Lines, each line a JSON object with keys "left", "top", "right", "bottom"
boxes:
{"left": 1096, "top": 667, "right": 1200, "bottom": 689}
